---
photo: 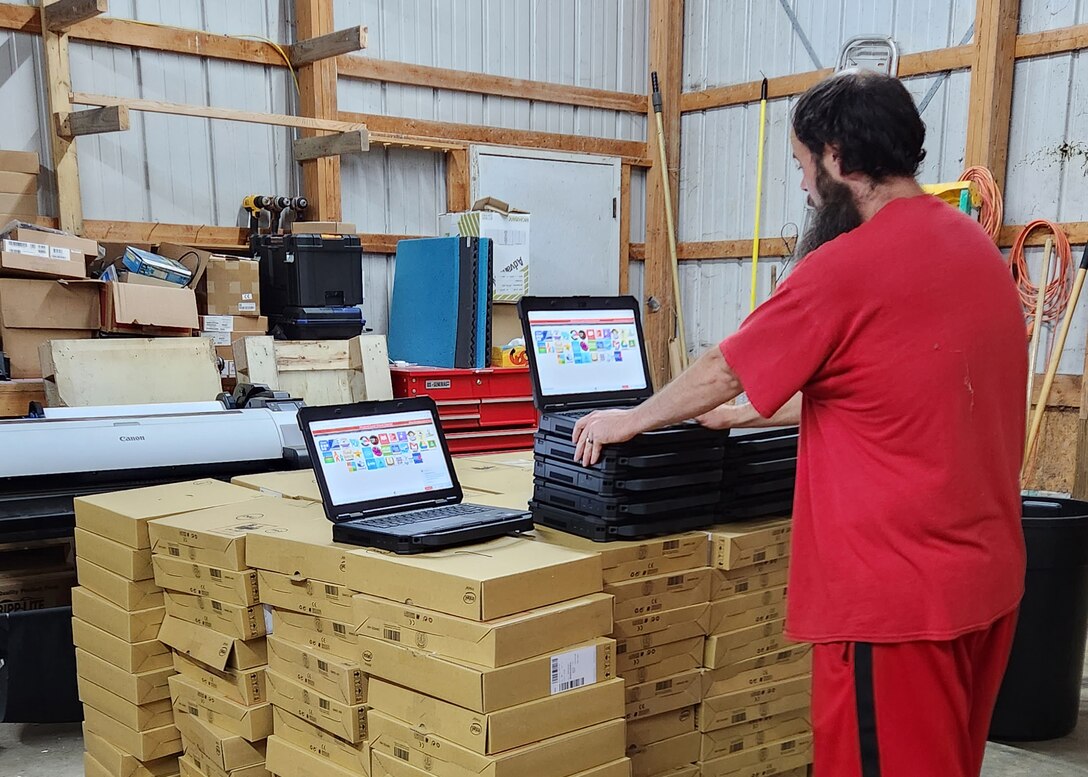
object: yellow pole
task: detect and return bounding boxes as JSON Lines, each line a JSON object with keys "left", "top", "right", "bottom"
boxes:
{"left": 750, "top": 78, "right": 769, "bottom": 312}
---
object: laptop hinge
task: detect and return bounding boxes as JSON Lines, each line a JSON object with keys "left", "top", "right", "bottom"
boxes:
{"left": 542, "top": 397, "right": 643, "bottom": 414}
{"left": 344, "top": 494, "right": 458, "bottom": 520}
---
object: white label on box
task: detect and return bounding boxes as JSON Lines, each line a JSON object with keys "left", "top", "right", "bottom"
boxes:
{"left": 241, "top": 293, "right": 254, "bottom": 301}
{"left": 48, "top": 246, "right": 71, "bottom": 262}
{"left": 202, "top": 331, "right": 232, "bottom": 347}
{"left": 201, "top": 315, "right": 234, "bottom": 333}
{"left": 550, "top": 645, "right": 597, "bottom": 695}
{"left": 2, "top": 239, "right": 49, "bottom": 259}
{"left": 238, "top": 302, "right": 257, "bottom": 312}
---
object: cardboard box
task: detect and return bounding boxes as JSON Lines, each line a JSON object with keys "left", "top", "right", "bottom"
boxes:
{"left": 358, "top": 634, "right": 615, "bottom": 713}
{"left": 199, "top": 315, "right": 268, "bottom": 333}
{"left": 76, "top": 647, "right": 173, "bottom": 705}
{"left": 232, "top": 471, "right": 322, "bottom": 502}
{"left": 707, "top": 586, "right": 787, "bottom": 635}
{"left": 78, "top": 674, "right": 175, "bottom": 731}
{"left": 697, "top": 674, "right": 812, "bottom": 734}
{"left": 174, "top": 709, "right": 266, "bottom": 772}
{"left": 244, "top": 510, "right": 358, "bottom": 585}
{"left": 0, "top": 243, "right": 85, "bottom": 279}
{"left": 624, "top": 669, "right": 702, "bottom": 722}
{"left": 158, "top": 615, "right": 267, "bottom": 672}
{"left": 273, "top": 706, "right": 369, "bottom": 775}
{"left": 372, "top": 752, "right": 630, "bottom": 777}
{"left": 172, "top": 651, "right": 266, "bottom": 707}
{"left": 180, "top": 750, "right": 267, "bottom": 777}
{"left": 101, "top": 281, "right": 199, "bottom": 333}
{"left": 169, "top": 674, "right": 272, "bottom": 742}
{"left": 77, "top": 557, "right": 163, "bottom": 611}
{"left": 707, "top": 520, "right": 791, "bottom": 571}
{"left": 605, "top": 567, "right": 711, "bottom": 604}
{"left": 266, "top": 736, "right": 366, "bottom": 777}
{"left": 614, "top": 620, "right": 705, "bottom": 656}
{"left": 265, "top": 669, "right": 367, "bottom": 743}
{"left": 0, "top": 171, "right": 35, "bottom": 195}
{"left": 612, "top": 602, "right": 710, "bottom": 640}
{"left": 711, "top": 557, "right": 790, "bottom": 600}
{"left": 611, "top": 576, "right": 711, "bottom": 622}
{"left": 370, "top": 676, "right": 624, "bottom": 755}
{"left": 369, "top": 710, "right": 625, "bottom": 777}
{"left": 71, "top": 586, "right": 165, "bottom": 643}
{"left": 702, "top": 645, "right": 813, "bottom": 700}
{"left": 82, "top": 727, "right": 180, "bottom": 777}
{"left": 75, "top": 480, "right": 261, "bottom": 549}
{"left": 617, "top": 635, "right": 703, "bottom": 677}
{"left": 119, "top": 247, "right": 193, "bottom": 286}
{"left": 152, "top": 554, "right": 260, "bottom": 606}
{"left": 258, "top": 569, "right": 354, "bottom": 622}
{"left": 266, "top": 634, "right": 366, "bottom": 705}
{"left": 702, "top": 620, "right": 792, "bottom": 669}
{"left": 72, "top": 616, "right": 171, "bottom": 673}
{"left": 533, "top": 527, "right": 708, "bottom": 584}
{"left": 699, "top": 714, "right": 811, "bottom": 762}
{"left": 439, "top": 204, "right": 530, "bottom": 302}
{"left": 270, "top": 608, "right": 358, "bottom": 662}
{"left": 0, "top": 193, "right": 37, "bottom": 216}
{"left": 0, "top": 278, "right": 99, "bottom": 377}
{"left": 0, "top": 568, "right": 75, "bottom": 612}
{"left": 697, "top": 733, "right": 813, "bottom": 777}
{"left": 0, "top": 150, "right": 40, "bottom": 174}
{"left": 288, "top": 221, "right": 356, "bottom": 234}
{"left": 628, "top": 730, "right": 699, "bottom": 777}
{"left": 353, "top": 590, "right": 613, "bottom": 668}
{"left": 164, "top": 591, "right": 267, "bottom": 641}
{"left": 76, "top": 528, "right": 153, "bottom": 581}
{"left": 625, "top": 706, "right": 697, "bottom": 748}
{"left": 0, "top": 535, "right": 74, "bottom": 575}
{"left": 203, "top": 257, "right": 260, "bottom": 316}
{"left": 645, "top": 767, "right": 697, "bottom": 777}
{"left": 345, "top": 536, "right": 601, "bottom": 621}
{"left": 82, "top": 705, "right": 181, "bottom": 762}
{"left": 4, "top": 226, "right": 97, "bottom": 258}
{"left": 620, "top": 650, "right": 704, "bottom": 687}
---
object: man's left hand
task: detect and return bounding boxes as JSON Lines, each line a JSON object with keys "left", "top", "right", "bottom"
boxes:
{"left": 572, "top": 409, "right": 640, "bottom": 467}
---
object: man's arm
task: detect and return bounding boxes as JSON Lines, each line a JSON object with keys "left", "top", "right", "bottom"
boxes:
{"left": 697, "top": 392, "right": 802, "bottom": 429}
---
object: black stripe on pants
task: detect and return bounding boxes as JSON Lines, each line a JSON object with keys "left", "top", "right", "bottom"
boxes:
{"left": 855, "top": 642, "right": 882, "bottom": 777}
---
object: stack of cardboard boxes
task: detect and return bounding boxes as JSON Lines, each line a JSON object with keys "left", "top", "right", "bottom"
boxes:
{"left": 71, "top": 480, "right": 265, "bottom": 777}
{"left": 697, "top": 520, "right": 812, "bottom": 777}
{"left": 0, "top": 149, "right": 39, "bottom": 222}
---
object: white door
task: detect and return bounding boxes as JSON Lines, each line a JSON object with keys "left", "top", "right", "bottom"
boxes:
{"left": 470, "top": 146, "right": 622, "bottom": 296}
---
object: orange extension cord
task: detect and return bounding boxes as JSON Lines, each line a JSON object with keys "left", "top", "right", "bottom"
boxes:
{"left": 1008, "top": 220, "right": 1073, "bottom": 338}
{"left": 959, "top": 165, "right": 1004, "bottom": 241}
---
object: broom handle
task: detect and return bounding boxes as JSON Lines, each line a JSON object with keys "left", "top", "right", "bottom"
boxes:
{"left": 750, "top": 78, "right": 769, "bottom": 313}
{"left": 1025, "top": 237, "right": 1053, "bottom": 423}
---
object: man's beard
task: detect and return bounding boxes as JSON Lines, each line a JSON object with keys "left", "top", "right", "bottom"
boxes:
{"left": 795, "top": 161, "right": 863, "bottom": 261}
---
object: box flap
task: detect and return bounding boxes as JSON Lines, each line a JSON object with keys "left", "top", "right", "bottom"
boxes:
{"left": 0, "top": 278, "right": 100, "bottom": 330}
{"left": 470, "top": 197, "right": 530, "bottom": 215}
{"left": 107, "top": 281, "right": 199, "bottom": 329}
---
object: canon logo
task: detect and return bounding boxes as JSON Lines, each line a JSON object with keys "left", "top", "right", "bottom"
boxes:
{"left": 119, "top": 435, "right": 146, "bottom": 442}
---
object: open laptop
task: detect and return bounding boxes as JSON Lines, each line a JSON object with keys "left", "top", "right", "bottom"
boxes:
{"left": 297, "top": 398, "right": 533, "bottom": 553}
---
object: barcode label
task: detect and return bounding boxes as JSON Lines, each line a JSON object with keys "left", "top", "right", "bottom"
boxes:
{"left": 317, "top": 659, "right": 328, "bottom": 672}
{"left": 169, "top": 546, "right": 180, "bottom": 557}
{"left": 731, "top": 711, "right": 747, "bottom": 724}
{"left": 662, "top": 540, "right": 679, "bottom": 551}
{"left": 238, "top": 302, "right": 256, "bottom": 312}
{"left": 730, "top": 741, "right": 744, "bottom": 753}
{"left": 319, "top": 698, "right": 331, "bottom": 711}
{"left": 188, "top": 705, "right": 199, "bottom": 716}
{"left": 333, "top": 623, "right": 346, "bottom": 635}
{"left": 394, "top": 745, "right": 410, "bottom": 761}
{"left": 666, "top": 575, "right": 684, "bottom": 586}
{"left": 212, "top": 601, "right": 223, "bottom": 612}
{"left": 736, "top": 581, "right": 750, "bottom": 593}
{"left": 783, "top": 741, "right": 796, "bottom": 752}
{"left": 753, "top": 550, "right": 767, "bottom": 562}
{"left": 383, "top": 627, "right": 402, "bottom": 642}
{"left": 210, "top": 569, "right": 223, "bottom": 579}
{"left": 549, "top": 645, "right": 597, "bottom": 695}
{"left": 655, "top": 680, "right": 673, "bottom": 692}
{"left": 324, "top": 584, "right": 338, "bottom": 597}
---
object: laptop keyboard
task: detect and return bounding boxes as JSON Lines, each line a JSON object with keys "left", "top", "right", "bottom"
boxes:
{"left": 361, "top": 504, "right": 493, "bottom": 528}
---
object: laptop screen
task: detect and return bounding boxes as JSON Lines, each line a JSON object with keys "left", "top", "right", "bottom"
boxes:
{"left": 526, "top": 308, "right": 649, "bottom": 397}
{"left": 307, "top": 409, "right": 454, "bottom": 507}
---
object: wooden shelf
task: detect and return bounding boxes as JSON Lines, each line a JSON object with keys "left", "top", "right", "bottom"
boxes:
{"left": 0, "top": 380, "right": 45, "bottom": 418}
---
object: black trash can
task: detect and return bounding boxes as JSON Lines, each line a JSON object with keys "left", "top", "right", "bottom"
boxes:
{"left": 990, "top": 496, "right": 1088, "bottom": 741}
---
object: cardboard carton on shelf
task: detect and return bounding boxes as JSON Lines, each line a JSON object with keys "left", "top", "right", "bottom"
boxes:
{"left": 81, "top": 727, "right": 180, "bottom": 777}
{"left": 265, "top": 736, "right": 366, "bottom": 777}
{"left": 158, "top": 615, "right": 267, "bottom": 672}
{"left": 272, "top": 705, "right": 369, "bottom": 775}
{"left": 0, "top": 237, "right": 86, "bottom": 279}
{"left": 74, "top": 528, "right": 154, "bottom": 581}
{"left": 697, "top": 732, "right": 813, "bottom": 777}
{"left": 707, "top": 519, "right": 792, "bottom": 571}
{"left": 269, "top": 608, "right": 359, "bottom": 663}
{"left": 702, "top": 619, "right": 793, "bottom": 669}
{"left": 0, "top": 171, "right": 36, "bottom": 196}
{"left": 532, "top": 527, "right": 709, "bottom": 584}
{"left": 241, "top": 505, "right": 356, "bottom": 586}
{"left": 710, "top": 556, "right": 790, "bottom": 600}
{"left": 157, "top": 244, "right": 260, "bottom": 317}
{"left": 168, "top": 674, "right": 273, "bottom": 742}
{"left": 624, "top": 669, "right": 702, "bottom": 722}
{"left": 266, "top": 634, "right": 366, "bottom": 706}
{"left": 625, "top": 705, "right": 698, "bottom": 748}
{"left": 0, "top": 278, "right": 99, "bottom": 377}
{"left": 0, "top": 150, "right": 40, "bottom": 175}
{"left": 174, "top": 709, "right": 267, "bottom": 772}
{"left": 371, "top": 751, "right": 632, "bottom": 777}
{"left": 77, "top": 674, "right": 175, "bottom": 731}
{"left": 232, "top": 470, "right": 322, "bottom": 502}
{"left": 707, "top": 585, "right": 788, "bottom": 635}
{"left": 265, "top": 669, "right": 367, "bottom": 743}
{"left": 0, "top": 192, "right": 36, "bottom": 217}
{"left": 82, "top": 705, "right": 181, "bottom": 762}
{"left": 70, "top": 586, "right": 165, "bottom": 643}
{"left": 699, "top": 714, "right": 812, "bottom": 763}
{"left": 626, "top": 730, "right": 700, "bottom": 777}
{"left": 257, "top": 568, "right": 355, "bottom": 622}
{"left": 75, "top": 647, "right": 173, "bottom": 705}
{"left": 612, "top": 602, "right": 710, "bottom": 641}
{"left": 163, "top": 590, "right": 267, "bottom": 641}
{"left": 172, "top": 651, "right": 267, "bottom": 707}
{"left": 100, "top": 281, "right": 199, "bottom": 334}
{"left": 151, "top": 554, "right": 260, "bottom": 606}
{"left": 71, "top": 617, "right": 171, "bottom": 674}
{"left": 75, "top": 557, "right": 164, "bottom": 611}
{"left": 702, "top": 644, "right": 813, "bottom": 700}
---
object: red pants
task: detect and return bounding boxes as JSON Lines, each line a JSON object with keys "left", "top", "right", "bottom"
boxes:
{"left": 812, "top": 611, "right": 1018, "bottom": 777}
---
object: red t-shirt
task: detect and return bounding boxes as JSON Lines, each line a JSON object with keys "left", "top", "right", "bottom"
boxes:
{"left": 720, "top": 195, "right": 1027, "bottom": 643}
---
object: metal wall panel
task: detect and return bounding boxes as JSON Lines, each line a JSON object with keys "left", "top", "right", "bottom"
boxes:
{"left": 0, "top": 28, "right": 54, "bottom": 214}
{"left": 1018, "top": 0, "right": 1088, "bottom": 34}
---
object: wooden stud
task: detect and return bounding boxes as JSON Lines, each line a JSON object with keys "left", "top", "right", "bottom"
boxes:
{"left": 999, "top": 222, "right": 1088, "bottom": 247}
{"left": 1016, "top": 22, "right": 1088, "bottom": 59}
{"left": 445, "top": 148, "right": 470, "bottom": 213}
{"left": 964, "top": 0, "right": 1021, "bottom": 190}
{"left": 293, "top": 129, "right": 369, "bottom": 161}
{"left": 40, "top": 0, "right": 82, "bottom": 234}
{"left": 56, "top": 104, "right": 128, "bottom": 137}
{"left": 619, "top": 163, "right": 631, "bottom": 294}
{"left": 43, "top": 0, "right": 104, "bottom": 33}
{"left": 1072, "top": 343, "right": 1088, "bottom": 499}
{"left": 289, "top": 25, "right": 367, "bottom": 67}
{"left": 295, "top": 0, "right": 342, "bottom": 222}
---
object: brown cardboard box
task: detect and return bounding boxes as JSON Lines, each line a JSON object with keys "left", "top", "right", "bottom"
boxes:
{"left": 0, "top": 244, "right": 85, "bottom": 279}
{"left": 702, "top": 645, "right": 813, "bottom": 700}
{"left": 353, "top": 590, "right": 613, "bottom": 668}
{"left": 370, "top": 676, "right": 624, "bottom": 755}
{"left": 117, "top": 271, "right": 182, "bottom": 288}
{"left": 0, "top": 171, "right": 36, "bottom": 195}
{"left": 152, "top": 555, "right": 259, "bottom": 606}
{"left": 697, "top": 732, "right": 813, "bottom": 777}
{"left": 697, "top": 674, "right": 812, "bottom": 734}
{"left": 344, "top": 536, "right": 601, "bottom": 621}
{"left": 358, "top": 634, "right": 616, "bottom": 714}
{"left": 158, "top": 615, "right": 267, "bottom": 672}
{"left": 171, "top": 651, "right": 266, "bottom": 707}
{"left": 614, "top": 620, "right": 705, "bottom": 656}
{"left": 627, "top": 730, "right": 699, "bottom": 777}
{"left": 101, "top": 281, "right": 199, "bottom": 333}
{"left": 0, "top": 193, "right": 37, "bottom": 216}
{"left": 265, "top": 736, "right": 366, "bottom": 777}
{"left": 243, "top": 510, "right": 357, "bottom": 586}
{"left": 270, "top": 609, "right": 358, "bottom": 661}
{"left": 157, "top": 245, "right": 259, "bottom": 317}
{"left": 75, "top": 480, "right": 261, "bottom": 549}
{"left": 646, "top": 767, "right": 697, "bottom": 777}
{"left": 621, "top": 651, "right": 705, "bottom": 687}
{"left": 71, "top": 586, "right": 165, "bottom": 643}
{"left": 612, "top": 602, "right": 710, "bottom": 641}
{"left": 82, "top": 726, "right": 180, "bottom": 777}
{"left": 288, "top": 221, "right": 356, "bottom": 234}
{"left": 169, "top": 674, "right": 272, "bottom": 742}
{"left": 707, "top": 520, "right": 791, "bottom": 571}
{"left": 272, "top": 706, "right": 369, "bottom": 775}
{"left": 82, "top": 705, "right": 181, "bottom": 762}
{"left": 0, "top": 279, "right": 99, "bottom": 377}
{"left": 699, "top": 714, "right": 811, "bottom": 762}
{"left": 0, "top": 535, "right": 74, "bottom": 576}
{"left": 266, "top": 634, "right": 366, "bottom": 705}
{"left": 77, "top": 557, "right": 164, "bottom": 611}
{"left": 0, "top": 568, "right": 75, "bottom": 612}
{"left": 0, "top": 150, "right": 40, "bottom": 174}
{"left": 702, "top": 620, "right": 792, "bottom": 669}
{"left": 164, "top": 591, "right": 266, "bottom": 641}
{"left": 76, "top": 528, "right": 154, "bottom": 581}
{"left": 612, "top": 580, "right": 711, "bottom": 622}
{"left": 626, "top": 706, "right": 697, "bottom": 748}
{"left": 78, "top": 674, "right": 175, "bottom": 731}
{"left": 532, "top": 528, "right": 708, "bottom": 585}
{"left": 605, "top": 567, "right": 711, "bottom": 604}
{"left": 617, "top": 636, "right": 703, "bottom": 679}
{"left": 258, "top": 569, "right": 354, "bottom": 622}
{"left": 5, "top": 226, "right": 97, "bottom": 258}
{"left": 174, "top": 709, "right": 266, "bottom": 771}
{"left": 369, "top": 711, "right": 626, "bottom": 777}
{"left": 372, "top": 752, "right": 633, "bottom": 777}
{"left": 76, "top": 647, "right": 173, "bottom": 705}
{"left": 232, "top": 471, "right": 322, "bottom": 502}
{"left": 72, "top": 617, "right": 171, "bottom": 673}
{"left": 625, "top": 669, "right": 702, "bottom": 721}
{"left": 265, "top": 669, "right": 367, "bottom": 743}
{"left": 181, "top": 750, "right": 268, "bottom": 777}
{"left": 707, "top": 586, "right": 787, "bottom": 635}
{"left": 710, "top": 557, "right": 790, "bottom": 600}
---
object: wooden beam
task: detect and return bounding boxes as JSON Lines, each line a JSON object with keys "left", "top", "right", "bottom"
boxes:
{"left": 1031, "top": 373, "right": 1080, "bottom": 409}
{"left": 0, "top": 379, "right": 47, "bottom": 418}
{"left": 1016, "top": 22, "right": 1088, "bottom": 59}
{"left": 445, "top": 148, "right": 470, "bottom": 213}
{"left": 289, "top": 25, "right": 367, "bottom": 67}
{"left": 72, "top": 92, "right": 365, "bottom": 133}
{"left": 43, "top": 0, "right": 104, "bottom": 33}
{"left": 40, "top": 0, "right": 82, "bottom": 234}
{"left": 0, "top": 4, "right": 40, "bottom": 33}
{"left": 292, "top": 129, "right": 369, "bottom": 161}
{"left": 296, "top": 0, "right": 342, "bottom": 222}
{"left": 56, "top": 104, "right": 128, "bottom": 137}
{"left": 367, "top": 132, "right": 464, "bottom": 153}
{"left": 677, "top": 238, "right": 792, "bottom": 260}
{"left": 619, "top": 163, "right": 631, "bottom": 295}
{"left": 630, "top": 243, "right": 646, "bottom": 261}
{"left": 1073, "top": 341, "right": 1088, "bottom": 498}
{"left": 965, "top": 0, "right": 1021, "bottom": 190}
{"left": 999, "top": 222, "right": 1088, "bottom": 248}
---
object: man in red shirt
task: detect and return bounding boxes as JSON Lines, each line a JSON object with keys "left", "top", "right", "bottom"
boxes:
{"left": 573, "top": 71, "right": 1026, "bottom": 777}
